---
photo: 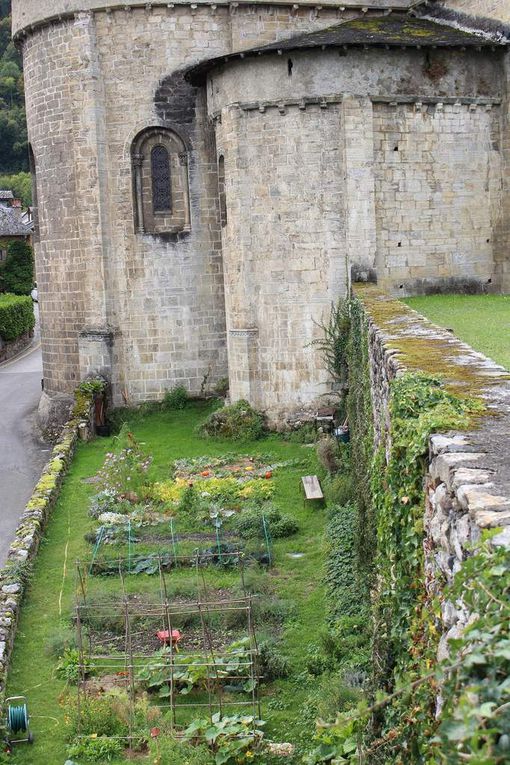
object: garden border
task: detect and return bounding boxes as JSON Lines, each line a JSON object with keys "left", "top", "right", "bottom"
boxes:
{"left": 0, "top": 392, "right": 95, "bottom": 698}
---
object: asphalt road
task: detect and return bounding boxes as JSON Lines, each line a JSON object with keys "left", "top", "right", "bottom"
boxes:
{"left": 0, "top": 336, "right": 49, "bottom": 565}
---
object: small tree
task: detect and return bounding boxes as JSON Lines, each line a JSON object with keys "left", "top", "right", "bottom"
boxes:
{"left": 2, "top": 239, "right": 34, "bottom": 295}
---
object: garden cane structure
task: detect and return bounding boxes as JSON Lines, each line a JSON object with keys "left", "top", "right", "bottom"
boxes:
{"left": 73, "top": 554, "right": 261, "bottom": 752}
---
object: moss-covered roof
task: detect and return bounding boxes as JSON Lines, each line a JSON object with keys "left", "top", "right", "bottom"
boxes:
{"left": 188, "top": 14, "right": 505, "bottom": 82}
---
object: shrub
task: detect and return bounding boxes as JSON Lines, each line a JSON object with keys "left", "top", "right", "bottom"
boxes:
{"left": 326, "top": 473, "right": 354, "bottom": 506}
{"left": 67, "top": 736, "right": 124, "bottom": 762}
{"left": 283, "top": 422, "right": 317, "bottom": 444}
{"left": 232, "top": 506, "right": 298, "bottom": 540}
{"left": 316, "top": 436, "right": 343, "bottom": 475}
{"left": 66, "top": 693, "right": 129, "bottom": 739}
{"left": 148, "top": 736, "right": 212, "bottom": 764}
{"left": 258, "top": 640, "right": 291, "bottom": 681}
{"left": 45, "top": 628, "right": 76, "bottom": 658}
{"left": 56, "top": 648, "right": 84, "bottom": 684}
{"left": 213, "top": 377, "right": 230, "bottom": 397}
{"left": 163, "top": 385, "right": 189, "bottom": 410}
{"left": 0, "top": 293, "right": 34, "bottom": 341}
{"left": 1, "top": 239, "right": 34, "bottom": 295}
{"left": 253, "top": 595, "right": 294, "bottom": 625}
{"left": 199, "top": 400, "right": 265, "bottom": 441}
{"left": 324, "top": 503, "right": 365, "bottom": 621}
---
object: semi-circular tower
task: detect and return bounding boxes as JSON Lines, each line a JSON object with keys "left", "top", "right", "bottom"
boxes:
{"left": 12, "top": 0, "right": 510, "bottom": 424}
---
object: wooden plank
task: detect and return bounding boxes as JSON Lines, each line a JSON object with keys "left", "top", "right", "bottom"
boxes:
{"left": 301, "top": 475, "right": 324, "bottom": 500}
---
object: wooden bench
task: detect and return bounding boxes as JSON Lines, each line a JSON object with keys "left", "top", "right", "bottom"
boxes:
{"left": 301, "top": 475, "right": 324, "bottom": 506}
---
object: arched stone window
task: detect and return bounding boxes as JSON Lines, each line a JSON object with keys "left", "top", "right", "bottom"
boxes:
{"left": 131, "top": 127, "right": 190, "bottom": 235}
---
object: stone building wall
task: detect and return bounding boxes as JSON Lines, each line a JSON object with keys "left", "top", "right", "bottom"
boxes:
{"left": 14, "top": 0, "right": 510, "bottom": 418}
{"left": 11, "top": 0, "right": 416, "bottom": 36}
{"left": 438, "top": 1, "right": 510, "bottom": 24}
{"left": 215, "top": 102, "right": 346, "bottom": 420}
{"left": 357, "top": 285, "right": 510, "bottom": 662}
{"left": 19, "top": 4, "right": 361, "bottom": 408}
{"left": 373, "top": 101, "right": 502, "bottom": 293}
{"left": 208, "top": 46, "right": 505, "bottom": 298}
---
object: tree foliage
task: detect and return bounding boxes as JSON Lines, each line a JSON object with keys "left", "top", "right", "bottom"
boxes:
{"left": 0, "top": 171, "right": 31, "bottom": 205}
{"left": 0, "top": 2, "right": 28, "bottom": 173}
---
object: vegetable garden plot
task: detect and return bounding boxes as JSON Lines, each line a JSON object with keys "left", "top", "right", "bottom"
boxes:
{"left": 72, "top": 556, "right": 261, "bottom": 756}
{"left": 87, "top": 518, "right": 274, "bottom": 575}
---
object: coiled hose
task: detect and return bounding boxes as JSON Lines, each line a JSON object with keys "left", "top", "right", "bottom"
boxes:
{"left": 7, "top": 704, "right": 28, "bottom": 733}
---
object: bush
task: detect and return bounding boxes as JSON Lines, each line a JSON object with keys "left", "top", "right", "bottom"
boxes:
{"left": 1, "top": 239, "right": 34, "bottom": 295}
{"left": 199, "top": 400, "right": 266, "bottom": 441}
{"left": 283, "top": 422, "right": 317, "bottom": 444}
{"left": 326, "top": 473, "right": 354, "bottom": 506}
{"left": 324, "top": 503, "right": 365, "bottom": 621}
{"left": 213, "top": 376, "right": 229, "bottom": 397}
{"left": 163, "top": 385, "right": 189, "bottom": 410}
{"left": 56, "top": 648, "right": 84, "bottom": 683}
{"left": 316, "top": 436, "right": 348, "bottom": 475}
{"left": 67, "top": 736, "right": 124, "bottom": 762}
{"left": 44, "top": 628, "right": 76, "bottom": 658}
{"left": 0, "top": 293, "right": 34, "bottom": 341}
{"left": 232, "top": 506, "right": 298, "bottom": 540}
{"left": 259, "top": 640, "right": 291, "bottom": 681}
{"left": 66, "top": 693, "right": 129, "bottom": 739}
{"left": 148, "top": 736, "right": 212, "bottom": 764}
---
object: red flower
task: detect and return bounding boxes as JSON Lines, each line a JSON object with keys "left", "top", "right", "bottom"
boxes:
{"left": 150, "top": 727, "right": 161, "bottom": 738}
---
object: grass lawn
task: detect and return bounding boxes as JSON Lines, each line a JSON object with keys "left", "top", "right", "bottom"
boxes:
{"left": 403, "top": 294, "right": 510, "bottom": 371}
{"left": 6, "top": 402, "right": 345, "bottom": 764}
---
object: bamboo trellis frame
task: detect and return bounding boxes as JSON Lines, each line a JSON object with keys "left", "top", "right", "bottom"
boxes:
{"left": 74, "top": 553, "right": 261, "bottom": 754}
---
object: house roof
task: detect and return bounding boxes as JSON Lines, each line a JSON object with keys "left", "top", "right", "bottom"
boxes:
{"left": 0, "top": 190, "right": 14, "bottom": 201}
{"left": 187, "top": 14, "right": 505, "bottom": 82}
{"left": 0, "top": 205, "right": 33, "bottom": 237}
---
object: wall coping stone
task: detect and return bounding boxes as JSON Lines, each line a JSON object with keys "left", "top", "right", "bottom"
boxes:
{"left": 354, "top": 284, "right": 510, "bottom": 536}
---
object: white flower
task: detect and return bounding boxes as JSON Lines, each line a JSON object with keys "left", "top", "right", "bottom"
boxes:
{"left": 98, "top": 512, "right": 130, "bottom": 526}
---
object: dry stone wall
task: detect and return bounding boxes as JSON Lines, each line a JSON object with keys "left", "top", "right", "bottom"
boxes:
{"left": 0, "top": 330, "right": 33, "bottom": 364}
{"left": 357, "top": 286, "right": 510, "bottom": 662}
{"left": 0, "top": 395, "right": 95, "bottom": 698}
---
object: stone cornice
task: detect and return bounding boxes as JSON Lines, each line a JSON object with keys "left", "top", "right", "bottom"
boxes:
{"left": 12, "top": 0, "right": 424, "bottom": 42}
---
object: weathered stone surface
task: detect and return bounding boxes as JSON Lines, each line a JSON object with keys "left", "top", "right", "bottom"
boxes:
{"left": 0, "top": 399, "right": 90, "bottom": 704}
{"left": 1, "top": 585, "right": 20, "bottom": 595}
{"left": 457, "top": 485, "right": 510, "bottom": 513}
{"left": 357, "top": 286, "right": 510, "bottom": 670}
{"left": 429, "top": 453, "right": 486, "bottom": 485}
{"left": 13, "top": 0, "right": 510, "bottom": 421}
{"left": 451, "top": 467, "right": 495, "bottom": 489}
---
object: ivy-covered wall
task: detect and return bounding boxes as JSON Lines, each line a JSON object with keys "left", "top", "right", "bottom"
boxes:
{"left": 347, "top": 285, "right": 510, "bottom": 763}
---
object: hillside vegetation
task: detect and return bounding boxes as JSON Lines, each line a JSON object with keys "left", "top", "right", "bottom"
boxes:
{"left": 0, "top": 0, "right": 30, "bottom": 203}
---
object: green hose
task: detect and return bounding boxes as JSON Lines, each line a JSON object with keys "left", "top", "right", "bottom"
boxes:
{"left": 8, "top": 704, "right": 28, "bottom": 733}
